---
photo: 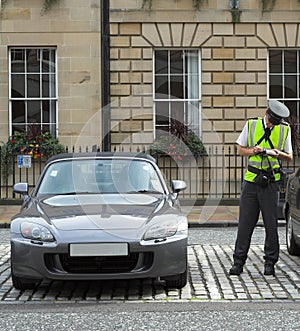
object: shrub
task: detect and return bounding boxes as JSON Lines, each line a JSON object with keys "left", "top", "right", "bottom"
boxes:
{"left": 1, "top": 125, "right": 65, "bottom": 177}
{"left": 148, "top": 122, "right": 207, "bottom": 161}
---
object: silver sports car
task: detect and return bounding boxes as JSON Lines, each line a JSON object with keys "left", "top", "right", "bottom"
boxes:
{"left": 10, "top": 152, "right": 188, "bottom": 290}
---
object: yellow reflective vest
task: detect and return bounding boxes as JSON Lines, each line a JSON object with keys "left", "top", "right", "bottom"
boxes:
{"left": 244, "top": 117, "right": 289, "bottom": 182}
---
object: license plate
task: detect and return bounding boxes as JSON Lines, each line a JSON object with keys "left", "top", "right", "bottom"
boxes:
{"left": 69, "top": 243, "right": 128, "bottom": 257}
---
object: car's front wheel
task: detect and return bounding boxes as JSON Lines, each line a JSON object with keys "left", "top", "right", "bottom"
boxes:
{"left": 163, "top": 269, "right": 187, "bottom": 289}
{"left": 11, "top": 269, "right": 39, "bottom": 290}
{"left": 286, "top": 211, "right": 300, "bottom": 256}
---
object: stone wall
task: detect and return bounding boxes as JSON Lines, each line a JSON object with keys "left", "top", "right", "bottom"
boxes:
{"left": 0, "top": 0, "right": 102, "bottom": 148}
{"left": 1, "top": 0, "right": 300, "bottom": 152}
{"left": 110, "top": 0, "right": 300, "bottom": 150}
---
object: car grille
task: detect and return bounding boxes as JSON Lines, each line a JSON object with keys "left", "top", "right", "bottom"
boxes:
{"left": 45, "top": 252, "right": 154, "bottom": 274}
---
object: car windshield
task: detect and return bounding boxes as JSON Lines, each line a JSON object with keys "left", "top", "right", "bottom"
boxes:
{"left": 37, "top": 158, "right": 165, "bottom": 196}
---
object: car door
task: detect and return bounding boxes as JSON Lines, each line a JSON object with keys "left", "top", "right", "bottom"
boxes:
{"left": 288, "top": 168, "right": 300, "bottom": 234}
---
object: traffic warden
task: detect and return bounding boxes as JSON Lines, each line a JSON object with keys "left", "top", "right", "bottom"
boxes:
{"left": 229, "top": 100, "right": 293, "bottom": 276}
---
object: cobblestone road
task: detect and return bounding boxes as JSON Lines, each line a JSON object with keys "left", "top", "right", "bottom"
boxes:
{"left": 1, "top": 240, "right": 300, "bottom": 303}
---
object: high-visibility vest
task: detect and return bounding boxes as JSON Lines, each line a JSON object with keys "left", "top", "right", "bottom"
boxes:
{"left": 244, "top": 117, "right": 289, "bottom": 182}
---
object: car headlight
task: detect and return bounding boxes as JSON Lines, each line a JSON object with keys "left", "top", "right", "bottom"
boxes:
{"left": 143, "top": 218, "right": 187, "bottom": 241}
{"left": 21, "top": 222, "right": 55, "bottom": 242}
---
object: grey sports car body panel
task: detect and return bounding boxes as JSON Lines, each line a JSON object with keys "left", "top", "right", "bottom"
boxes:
{"left": 10, "top": 153, "right": 188, "bottom": 289}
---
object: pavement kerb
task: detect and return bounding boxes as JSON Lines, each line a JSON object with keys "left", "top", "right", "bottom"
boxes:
{"left": 0, "top": 204, "right": 286, "bottom": 228}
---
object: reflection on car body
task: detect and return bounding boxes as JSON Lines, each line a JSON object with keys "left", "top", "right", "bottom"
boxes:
{"left": 10, "top": 152, "right": 188, "bottom": 290}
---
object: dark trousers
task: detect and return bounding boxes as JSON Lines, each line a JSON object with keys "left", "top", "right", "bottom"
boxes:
{"left": 233, "top": 180, "right": 279, "bottom": 266}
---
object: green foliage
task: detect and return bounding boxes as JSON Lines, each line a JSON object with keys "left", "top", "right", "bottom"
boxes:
{"left": 1, "top": 0, "right": 8, "bottom": 10}
{"left": 1, "top": 0, "right": 60, "bottom": 14}
{"left": 142, "top": 0, "right": 207, "bottom": 11}
{"left": 41, "top": 0, "right": 60, "bottom": 14}
{"left": 149, "top": 130, "right": 207, "bottom": 161}
{"left": 261, "top": 0, "right": 276, "bottom": 11}
{"left": 192, "top": 0, "right": 207, "bottom": 11}
{"left": 1, "top": 125, "right": 65, "bottom": 177}
{"left": 142, "top": 0, "right": 152, "bottom": 10}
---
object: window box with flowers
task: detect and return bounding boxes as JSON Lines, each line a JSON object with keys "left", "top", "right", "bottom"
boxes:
{"left": 148, "top": 122, "right": 207, "bottom": 162}
{"left": 1, "top": 125, "right": 65, "bottom": 178}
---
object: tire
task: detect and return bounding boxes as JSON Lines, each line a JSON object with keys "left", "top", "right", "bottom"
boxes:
{"left": 163, "top": 269, "right": 188, "bottom": 289}
{"left": 286, "top": 211, "right": 300, "bottom": 256}
{"left": 11, "top": 264, "right": 39, "bottom": 290}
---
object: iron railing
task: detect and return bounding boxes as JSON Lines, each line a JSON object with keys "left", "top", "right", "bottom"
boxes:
{"left": 0, "top": 145, "right": 298, "bottom": 202}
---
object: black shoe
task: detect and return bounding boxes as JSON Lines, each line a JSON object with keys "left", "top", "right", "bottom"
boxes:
{"left": 264, "top": 264, "right": 275, "bottom": 276}
{"left": 229, "top": 264, "right": 243, "bottom": 276}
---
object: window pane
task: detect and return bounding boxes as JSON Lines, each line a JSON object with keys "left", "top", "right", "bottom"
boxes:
{"left": 12, "top": 124, "right": 26, "bottom": 133}
{"left": 42, "top": 49, "right": 56, "bottom": 73}
{"left": 284, "top": 75, "right": 297, "bottom": 98}
{"left": 185, "top": 50, "right": 198, "bottom": 74}
{"left": 11, "top": 49, "right": 25, "bottom": 73}
{"left": 27, "top": 100, "right": 41, "bottom": 123}
{"left": 187, "top": 101, "right": 200, "bottom": 133}
{"left": 186, "top": 74, "right": 199, "bottom": 99}
{"left": 284, "top": 51, "right": 297, "bottom": 73}
{"left": 155, "top": 50, "right": 168, "bottom": 74}
{"left": 27, "top": 74, "right": 40, "bottom": 97}
{"left": 42, "top": 100, "right": 56, "bottom": 124}
{"left": 26, "top": 49, "right": 40, "bottom": 73}
{"left": 269, "top": 50, "right": 282, "bottom": 73}
{"left": 155, "top": 101, "right": 169, "bottom": 125}
{"left": 285, "top": 100, "right": 297, "bottom": 114}
{"left": 12, "top": 101, "right": 25, "bottom": 123}
{"left": 170, "top": 51, "right": 183, "bottom": 74}
{"left": 170, "top": 101, "right": 184, "bottom": 123}
{"left": 170, "top": 75, "right": 183, "bottom": 99}
{"left": 42, "top": 100, "right": 50, "bottom": 122}
{"left": 155, "top": 75, "right": 168, "bottom": 98}
{"left": 11, "top": 74, "right": 25, "bottom": 97}
{"left": 45, "top": 124, "right": 56, "bottom": 136}
{"left": 49, "top": 100, "right": 56, "bottom": 123}
{"left": 186, "top": 51, "right": 199, "bottom": 99}
{"left": 42, "top": 74, "right": 56, "bottom": 97}
{"left": 269, "top": 75, "right": 282, "bottom": 98}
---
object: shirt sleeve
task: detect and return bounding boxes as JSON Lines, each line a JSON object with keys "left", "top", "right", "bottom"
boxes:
{"left": 236, "top": 122, "right": 249, "bottom": 147}
{"left": 283, "top": 126, "right": 293, "bottom": 154}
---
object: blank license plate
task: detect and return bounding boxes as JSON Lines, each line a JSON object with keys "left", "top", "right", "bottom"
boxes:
{"left": 69, "top": 243, "right": 128, "bottom": 257}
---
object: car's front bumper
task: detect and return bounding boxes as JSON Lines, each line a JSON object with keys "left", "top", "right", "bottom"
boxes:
{"left": 11, "top": 234, "right": 187, "bottom": 282}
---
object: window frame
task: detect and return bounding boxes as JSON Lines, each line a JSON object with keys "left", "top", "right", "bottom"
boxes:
{"left": 8, "top": 47, "right": 58, "bottom": 137}
{"left": 268, "top": 48, "right": 300, "bottom": 131}
{"left": 153, "top": 49, "right": 202, "bottom": 139}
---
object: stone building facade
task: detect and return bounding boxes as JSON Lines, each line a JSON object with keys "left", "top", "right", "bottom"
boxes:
{"left": 0, "top": 0, "right": 300, "bottom": 153}
{"left": 110, "top": 0, "right": 300, "bottom": 152}
{"left": 0, "top": 0, "right": 102, "bottom": 148}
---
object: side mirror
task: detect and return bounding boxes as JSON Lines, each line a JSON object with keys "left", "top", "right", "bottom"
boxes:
{"left": 13, "top": 183, "right": 29, "bottom": 195}
{"left": 282, "top": 168, "right": 294, "bottom": 175}
{"left": 171, "top": 180, "right": 187, "bottom": 194}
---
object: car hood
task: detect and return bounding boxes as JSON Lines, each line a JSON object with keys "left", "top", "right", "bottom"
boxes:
{"left": 21, "top": 194, "right": 176, "bottom": 231}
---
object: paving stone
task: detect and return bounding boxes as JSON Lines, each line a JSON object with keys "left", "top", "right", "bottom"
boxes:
{"left": 1, "top": 244, "right": 300, "bottom": 302}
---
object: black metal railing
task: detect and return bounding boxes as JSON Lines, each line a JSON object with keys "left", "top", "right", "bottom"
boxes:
{"left": 0, "top": 145, "right": 298, "bottom": 202}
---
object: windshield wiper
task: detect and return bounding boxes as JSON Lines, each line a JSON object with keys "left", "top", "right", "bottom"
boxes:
{"left": 124, "top": 190, "right": 163, "bottom": 194}
{"left": 58, "top": 191, "right": 96, "bottom": 195}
